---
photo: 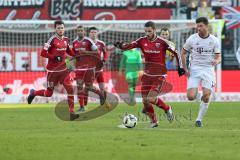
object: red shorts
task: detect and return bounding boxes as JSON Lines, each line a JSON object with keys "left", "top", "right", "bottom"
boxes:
{"left": 141, "top": 74, "right": 171, "bottom": 98}
{"left": 75, "top": 69, "right": 95, "bottom": 85}
{"left": 95, "top": 70, "right": 104, "bottom": 83}
{"left": 46, "top": 69, "right": 71, "bottom": 89}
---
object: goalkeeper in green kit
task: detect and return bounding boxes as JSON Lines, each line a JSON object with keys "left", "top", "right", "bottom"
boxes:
{"left": 119, "top": 48, "right": 143, "bottom": 105}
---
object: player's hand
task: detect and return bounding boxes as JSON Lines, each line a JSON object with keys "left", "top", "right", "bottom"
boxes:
{"left": 118, "top": 71, "right": 123, "bottom": 77}
{"left": 178, "top": 68, "right": 186, "bottom": 77}
{"left": 65, "top": 58, "right": 74, "bottom": 71}
{"left": 212, "top": 59, "right": 219, "bottom": 66}
{"left": 43, "top": 43, "right": 51, "bottom": 50}
{"left": 54, "top": 56, "right": 62, "bottom": 62}
{"left": 114, "top": 42, "right": 123, "bottom": 48}
{"left": 138, "top": 70, "right": 144, "bottom": 77}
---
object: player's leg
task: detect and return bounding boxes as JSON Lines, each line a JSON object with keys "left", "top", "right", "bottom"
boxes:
{"left": 195, "top": 87, "right": 212, "bottom": 127}
{"left": 62, "top": 73, "right": 79, "bottom": 121}
{"left": 187, "top": 68, "right": 201, "bottom": 101}
{"left": 96, "top": 71, "right": 106, "bottom": 99}
{"left": 76, "top": 70, "right": 88, "bottom": 112}
{"left": 76, "top": 78, "right": 86, "bottom": 112}
{"left": 146, "top": 77, "right": 173, "bottom": 122}
{"left": 141, "top": 74, "right": 158, "bottom": 127}
{"left": 195, "top": 70, "right": 215, "bottom": 127}
{"left": 85, "top": 69, "right": 106, "bottom": 105}
{"left": 27, "top": 72, "right": 55, "bottom": 104}
{"left": 126, "top": 72, "right": 138, "bottom": 105}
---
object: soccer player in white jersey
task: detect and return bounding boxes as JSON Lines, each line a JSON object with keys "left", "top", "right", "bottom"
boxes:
{"left": 181, "top": 17, "right": 221, "bottom": 127}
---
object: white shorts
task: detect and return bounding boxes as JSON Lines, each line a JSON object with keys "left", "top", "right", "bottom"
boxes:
{"left": 187, "top": 67, "right": 215, "bottom": 91}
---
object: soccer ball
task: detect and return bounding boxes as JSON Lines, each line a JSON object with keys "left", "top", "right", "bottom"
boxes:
{"left": 122, "top": 114, "right": 138, "bottom": 128}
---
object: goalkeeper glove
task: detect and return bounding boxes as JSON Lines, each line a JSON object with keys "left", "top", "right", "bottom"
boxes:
{"left": 178, "top": 68, "right": 185, "bottom": 77}
{"left": 54, "top": 56, "right": 63, "bottom": 62}
{"left": 114, "top": 42, "right": 123, "bottom": 48}
{"left": 65, "top": 58, "right": 74, "bottom": 71}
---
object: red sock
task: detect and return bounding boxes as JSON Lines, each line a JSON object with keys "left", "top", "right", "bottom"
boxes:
{"left": 153, "top": 97, "right": 169, "bottom": 111}
{"left": 144, "top": 103, "right": 157, "bottom": 123}
{"left": 78, "top": 93, "right": 85, "bottom": 107}
{"left": 84, "top": 92, "right": 88, "bottom": 106}
{"left": 34, "top": 90, "right": 45, "bottom": 96}
{"left": 68, "top": 95, "right": 74, "bottom": 113}
{"left": 34, "top": 89, "right": 53, "bottom": 97}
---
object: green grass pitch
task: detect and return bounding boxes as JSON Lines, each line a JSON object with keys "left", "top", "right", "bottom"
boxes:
{"left": 0, "top": 102, "right": 240, "bottom": 160}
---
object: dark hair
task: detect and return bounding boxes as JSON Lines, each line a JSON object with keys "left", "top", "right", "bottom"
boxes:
{"left": 196, "top": 17, "right": 209, "bottom": 25}
{"left": 144, "top": 21, "right": 156, "bottom": 29}
{"left": 89, "top": 26, "right": 98, "bottom": 31}
{"left": 77, "top": 25, "right": 84, "bottom": 29}
{"left": 160, "top": 27, "right": 170, "bottom": 33}
{"left": 54, "top": 20, "right": 64, "bottom": 28}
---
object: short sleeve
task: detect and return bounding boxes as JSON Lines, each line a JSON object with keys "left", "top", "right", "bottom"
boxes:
{"left": 214, "top": 37, "right": 221, "bottom": 54}
{"left": 183, "top": 36, "right": 193, "bottom": 51}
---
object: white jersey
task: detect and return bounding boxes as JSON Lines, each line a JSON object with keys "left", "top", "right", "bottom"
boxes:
{"left": 183, "top": 33, "right": 220, "bottom": 69}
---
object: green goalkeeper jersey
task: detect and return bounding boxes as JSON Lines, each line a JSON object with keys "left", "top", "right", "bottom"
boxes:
{"left": 119, "top": 48, "right": 142, "bottom": 78}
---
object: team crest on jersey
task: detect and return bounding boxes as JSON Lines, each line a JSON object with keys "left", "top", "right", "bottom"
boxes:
{"left": 144, "top": 43, "right": 148, "bottom": 47}
{"left": 155, "top": 43, "right": 160, "bottom": 48}
{"left": 64, "top": 41, "right": 67, "bottom": 46}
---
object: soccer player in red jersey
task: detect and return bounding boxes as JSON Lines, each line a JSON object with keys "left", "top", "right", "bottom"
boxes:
{"left": 27, "top": 20, "right": 79, "bottom": 121}
{"left": 73, "top": 25, "right": 106, "bottom": 111}
{"left": 77, "top": 26, "right": 108, "bottom": 111}
{"left": 114, "top": 21, "right": 185, "bottom": 128}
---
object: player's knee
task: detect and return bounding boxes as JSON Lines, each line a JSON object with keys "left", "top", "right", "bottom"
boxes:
{"left": 202, "top": 94, "right": 210, "bottom": 103}
{"left": 187, "top": 93, "right": 196, "bottom": 101}
{"left": 146, "top": 96, "right": 156, "bottom": 103}
{"left": 142, "top": 97, "right": 148, "bottom": 104}
{"left": 45, "top": 89, "right": 53, "bottom": 97}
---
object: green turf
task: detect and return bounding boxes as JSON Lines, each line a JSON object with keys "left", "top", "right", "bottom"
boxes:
{"left": 0, "top": 102, "right": 240, "bottom": 160}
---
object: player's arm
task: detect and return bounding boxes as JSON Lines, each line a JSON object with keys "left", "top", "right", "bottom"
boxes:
{"left": 181, "top": 48, "right": 188, "bottom": 70}
{"left": 212, "top": 38, "right": 222, "bottom": 66}
{"left": 40, "top": 43, "right": 53, "bottom": 58}
{"left": 114, "top": 39, "right": 140, "bottom": 50}
{"left": 66, "top": 43, "right": 74, "bottom": 57}
{"left": 167, "top": 47, "right": 185, "bottom": 76}
{"left": 180, "top": 36, "right": 193, "bottom": 76}
{"left": 212, "top": 53, "right": 221, "bottom": 66}
{"left": 101, "top": 43, "right": 108, "bottom": 61}
{"left": 80, "top": 42, "right": 98, "bottom": 55}
{"left": 119, "top": 53, "right": 126, "bottom": 72}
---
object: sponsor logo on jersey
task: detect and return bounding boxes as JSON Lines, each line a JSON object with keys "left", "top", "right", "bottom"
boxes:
{"left": 155, "top": 43, "right": 160, "bottom": 48}
{"left": 144, "top": 50, "right": 160, "bottom": 54}
{"left": 56, "top": 48, "right": 66, "bottom": 51}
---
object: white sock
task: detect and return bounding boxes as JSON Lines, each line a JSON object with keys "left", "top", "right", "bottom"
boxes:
{"left": 196, "top": 101, "right": 209, "bottom": 121}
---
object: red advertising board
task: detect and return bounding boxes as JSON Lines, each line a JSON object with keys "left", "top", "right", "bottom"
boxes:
{"left": 0, "top": 0, "right": 174, "bottom": 20}
{"left": 1, "top": 70, "right": 240, "bottom": 96}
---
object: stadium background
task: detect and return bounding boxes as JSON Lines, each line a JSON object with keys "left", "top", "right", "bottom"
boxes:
{"left": 0, "top": 0, "right": 240, "bottom": 103}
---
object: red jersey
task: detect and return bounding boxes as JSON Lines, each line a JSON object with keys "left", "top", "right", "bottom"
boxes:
{"left": 73, "top": 37, "right": 99, "bottom": 69}
{"left": 41, "top": 35, "right": 73, "bottom": 71}
{"left": 95, "top": 39, "right": 107, "bottom": 61}
{"left": 121, "top": 36, "right": 180, "bottom": 75}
